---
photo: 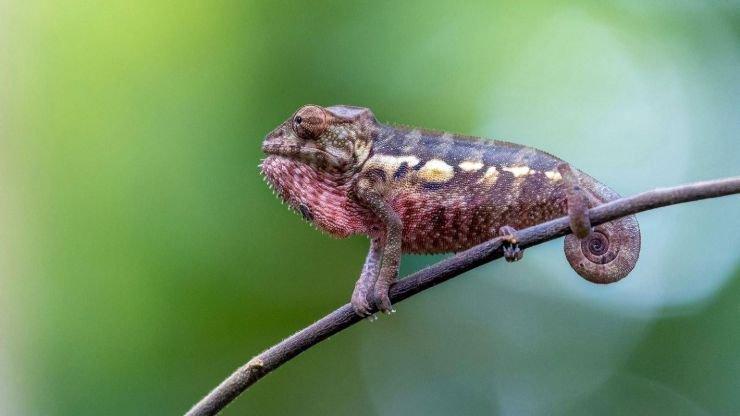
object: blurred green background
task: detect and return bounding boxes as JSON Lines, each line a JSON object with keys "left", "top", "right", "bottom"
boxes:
{"left": 1, "top": 1, "right": 739, "bottom": 415}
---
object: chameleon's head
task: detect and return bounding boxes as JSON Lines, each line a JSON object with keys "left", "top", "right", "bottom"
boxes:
{"left": 261, "top": 104, "right": 376, "bottom": 173}
{"left": 260, "top": 105, "right": 378, "bottom": 237}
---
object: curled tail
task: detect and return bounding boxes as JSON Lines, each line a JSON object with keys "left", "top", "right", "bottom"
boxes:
{"left": 563, "top": 172, "right": 641, "bottom": 284}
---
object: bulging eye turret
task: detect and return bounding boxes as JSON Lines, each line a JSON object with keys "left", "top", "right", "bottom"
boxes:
{"left": 292, "top": 105, "right": 327, "bottom": 139}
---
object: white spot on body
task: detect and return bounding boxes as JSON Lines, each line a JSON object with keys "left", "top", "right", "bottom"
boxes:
{"left": 372, "top": 154, "right": 420, "bottom": 168}
{"left": 502, "top": 165, "right": 532, "bottom": 177}
{"left": 478, "top": 166, "right": 500, "bottom": 185}
{"left": 544, "top": 170, "right": 563, "bottom": 181}
{"left": 458, "top": 160, "right": 484, "bottom": 172}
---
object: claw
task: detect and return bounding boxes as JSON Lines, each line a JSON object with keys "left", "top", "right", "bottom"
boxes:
{"left": 374, "top": 287, "right": 394, "bottom": 314}
{"left": 503, "top": 244, "right": 523, "bottom": 262}
{"left": 351, "top": 292, "right": 373, "bottom": 317}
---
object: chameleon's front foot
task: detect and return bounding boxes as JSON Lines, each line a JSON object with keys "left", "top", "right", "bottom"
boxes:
{"left": 351, "top": 284, "right": 373, "bottom": 317}
{"left": 499, "top": 225, "right": 523, "bottom": 262}
{"left": 373, "top": 284, "right": 395, "bottom": 314}
{"left": 352, "top": 237, "right": 382, "bottom": 317}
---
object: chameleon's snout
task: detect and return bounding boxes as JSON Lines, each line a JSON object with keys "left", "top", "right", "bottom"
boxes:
{"left": 260, "top": 139, "right": 280, "bottom": 156}
{"left": 260, "top": 139, "right": 277, "bottom": 155}
{"left": 261, "top": 125, "right": 297, "bottom": 156}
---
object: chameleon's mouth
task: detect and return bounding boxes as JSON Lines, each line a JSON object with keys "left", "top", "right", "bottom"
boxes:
{"left": 261, "top": 142, "right": 345, "bottom": 170}
{"left": 261, "top": 142, "right": 294, "bottom": 157}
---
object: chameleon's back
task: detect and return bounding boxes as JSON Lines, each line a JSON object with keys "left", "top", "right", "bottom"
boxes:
{"left": 370, "top": 124, "right": 641, "bottom": 283}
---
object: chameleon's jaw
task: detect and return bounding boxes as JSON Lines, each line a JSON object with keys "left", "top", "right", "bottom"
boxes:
{"left": 261, "top": 142, "right": 347, "bottom": 171}
{"left": 260, "top": 142, "right": 299, "bottom": 159}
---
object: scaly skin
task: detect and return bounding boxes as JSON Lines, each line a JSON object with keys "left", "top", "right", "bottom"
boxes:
{"left": 260, "top": 105, "right": 641, "bottom": 316}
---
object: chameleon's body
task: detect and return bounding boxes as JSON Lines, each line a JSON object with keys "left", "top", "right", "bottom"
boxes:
{"left": 261, "top": 105, "right": 641, "bottom": 315}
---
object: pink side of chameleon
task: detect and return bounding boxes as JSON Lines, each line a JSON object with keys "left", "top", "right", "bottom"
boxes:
{"left": 262, "top": 151, "right": 570, "bottom": 254}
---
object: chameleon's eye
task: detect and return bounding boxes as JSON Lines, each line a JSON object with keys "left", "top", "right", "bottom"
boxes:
{"left": 292, "top": 105, "right": 327, "bottom": 140}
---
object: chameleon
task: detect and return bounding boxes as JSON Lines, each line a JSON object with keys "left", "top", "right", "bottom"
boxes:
{"left": 260, "top": 104, "right": 641, "bottom": 316}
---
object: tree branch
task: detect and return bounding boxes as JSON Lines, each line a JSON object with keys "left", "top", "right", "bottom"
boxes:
{"left": 185, "top": 176, "right": 740, "bottom": 416}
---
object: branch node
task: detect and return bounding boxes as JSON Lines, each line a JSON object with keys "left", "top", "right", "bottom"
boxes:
{"left": 245, "top": 357, "right": 265, "bottom": 371}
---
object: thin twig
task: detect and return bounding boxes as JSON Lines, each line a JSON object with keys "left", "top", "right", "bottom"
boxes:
{"left": 185, "top": 176, "right": 740, "bottom": 416}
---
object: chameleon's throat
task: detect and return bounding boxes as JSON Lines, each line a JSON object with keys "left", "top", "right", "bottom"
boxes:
{"left": 260, "top": 155, "right": 370, "bottom": 238}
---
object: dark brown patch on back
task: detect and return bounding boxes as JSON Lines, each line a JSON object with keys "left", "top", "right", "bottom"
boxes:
{"left": 393, "top": 162, "right": 410, "bottom": 180}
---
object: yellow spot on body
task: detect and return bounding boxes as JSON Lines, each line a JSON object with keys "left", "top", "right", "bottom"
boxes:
{"left": 458, "top": 160, "right": 484, "bottom": 172}
{"left": 502, "top": 166, "right": 532, "bottom": 177}
{"left": 544, "top": 170, "right": 563, "bottom": 181}
{"left": 418, "top": 159, "right": 454, "bottom": 183}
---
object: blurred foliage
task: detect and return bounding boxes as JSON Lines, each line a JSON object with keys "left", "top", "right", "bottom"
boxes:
{"left": 0, "top": 1, "right": 738, "bottom": 415}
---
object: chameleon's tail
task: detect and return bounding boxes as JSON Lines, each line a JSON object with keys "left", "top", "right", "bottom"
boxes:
{"left": 563, "top": 172, "right": 641, "bottom": 284}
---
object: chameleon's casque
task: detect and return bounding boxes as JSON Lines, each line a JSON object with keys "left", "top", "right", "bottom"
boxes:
{"left": 261, "top": 104, "right": 641, "bottom": 315}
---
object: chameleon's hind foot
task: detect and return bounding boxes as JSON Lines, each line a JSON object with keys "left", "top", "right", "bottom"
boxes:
{"left": 499, "top": 225, "right": 523, "bottom": 262}
{"left": 558, "top": 163, "right": 592, "bottom": 239}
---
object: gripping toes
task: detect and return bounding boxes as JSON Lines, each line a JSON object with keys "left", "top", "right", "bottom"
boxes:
{"left": 373, "top": 285, "right": 395, "bottom": 314}
{"left": 351, "top": 285, "right": 373, "bottom": 317}
{"left": 499, "top": 225, "right": 524, "bottom": 262}
{"left": 503, "top": 245, "right": 523, "bottom": 262}
{"left": 352, "top": 238, "right": 382, "bottom": 317}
